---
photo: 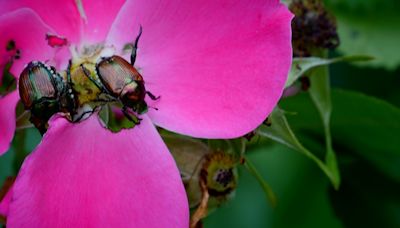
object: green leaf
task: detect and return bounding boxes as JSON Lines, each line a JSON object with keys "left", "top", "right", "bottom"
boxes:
{"left": 330, "top": 91, "right": 400, "bottom": 181}
{"left": 308, "top": 63, "right": 340, "bottom": 189}
{"left": 243, "top": 156, "right": 277, "bottom": 207}
{"left": 281, "top": 89, "right": 400, "bottom": 182}
{"left": 279, "top": 88, "right": 400, "bottom": 226}
{"left": 257, "top": 107, "right": 339, "bottom": 188}
{"left": 325, "top": 0, "right": 400, "bottom": 69}
{"left": 257, "top": 108, "right": 304, "bottom": 151}
{"left": 285, "top": 55, "right": 373, "bottom": 88}
{"left": 330, "top": 160, "right": 400, "bottom": 228}
{"left": 0, "top": 61, "right": 16, "bottom": 96}
{"left": 329, "top": 57, "right": 400, "bottom": 107}
{"left": 0, "top": 148, "right": 15, "bottom": 185}
{"left": 99, "top": 104, "right": 135, "bottom": 132}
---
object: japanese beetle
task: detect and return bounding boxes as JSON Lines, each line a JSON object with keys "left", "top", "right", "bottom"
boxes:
{"left": 80, "top": 27, "right": 158, "bottom": 124}
{"left": 96, "top": 55, "right": 150, "bottom": 116}
{"left": 19, "top": 61, "right": 75, "bottom": 134}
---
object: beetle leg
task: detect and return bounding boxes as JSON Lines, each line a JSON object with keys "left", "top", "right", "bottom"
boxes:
{"left": 130, "top": 25, "right": 143, "bottom": 66}
{"left": 146, "top": 91, "right": 160, "bottom": 100}
{"left": 29, "top": 114, "right": 48, "bottom": 135}
{"left": 95, "top": 98, "right": 116, "bottom": 103}
{"left": 122, "top": 106, "right": 142, "bottom": 125}
{"left": 80, "top": 64, "right": 108, "bottom": 93}
{"left": 73, "top": 110, "right": 94, "bottom": 123}
{"left": 96, "top": 93, "right": 118, "bottom": 103}
{"left": 67, "top": 60, "right": 72, "bottom": 84}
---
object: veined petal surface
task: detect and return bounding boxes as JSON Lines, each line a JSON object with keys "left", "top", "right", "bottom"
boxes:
{"left": 7, "top": 115, "right": 188, "bottom": 227}
{"left": 107, "top": 0, "right": 293, "bottom": 138}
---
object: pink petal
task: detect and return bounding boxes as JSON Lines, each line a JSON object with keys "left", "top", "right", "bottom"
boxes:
{"left": 107, "top": 0, "right": 293, "bottom": 138}
{"left": 0, "top": 0, "right": 81, "bottom": 44}
{"left": 80, "top": 0, "right": 126, "bottom": 44}
{"left": 7, "top": 115, "right": 189, "bottom": 227}
{"left": 0, "top": 9, "right": 57, "bottom": 78}
{"left": 0, "top": 91, "right": 19, "bottom": 156}
{"left": 0, "top": 183, "right": 13, "bottom": 217}
{"left": 46, "top": 34, "right": 68, "bottom": 48}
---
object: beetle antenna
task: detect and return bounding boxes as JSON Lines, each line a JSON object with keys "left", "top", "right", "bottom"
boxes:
{"left": 146, "top": 91, "right": 160, "bottom": 100}
{"left": 148, "top": 105, "right": 159, "bottom": 111}
{"left": 131, "top": 25, "right": 143, "bottom": 66}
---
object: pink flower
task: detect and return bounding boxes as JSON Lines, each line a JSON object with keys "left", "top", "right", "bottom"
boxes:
{"left": 0, "top": 0, "right": 292, "bottom": 227}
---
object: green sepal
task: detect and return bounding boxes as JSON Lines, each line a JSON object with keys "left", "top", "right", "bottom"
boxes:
{"left": 285, "top": 55, "right": 373, "bottom": 88}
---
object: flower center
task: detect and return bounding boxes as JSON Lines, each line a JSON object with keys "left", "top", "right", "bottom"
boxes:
{"left": 16, "top": 27, "right": 158, "bottom": 134}
{"left": 64, "top": 31, "right": 159, "bottom": 132}
{"left": 67, "top": 43, "right": 114, "bottom": 113}
{"left": 66, "top": 44, "right": 145, "bottom": 126}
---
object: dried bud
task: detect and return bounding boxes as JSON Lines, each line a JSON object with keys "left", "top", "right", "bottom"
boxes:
{"left": 200, "top": 152, "right": 237, "bottom": 200}
{"left": 290, "top": 0, "right": 340, "bottom": 57}
{"left": 162, "top": 134, "right": 239, "bottom": 227}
